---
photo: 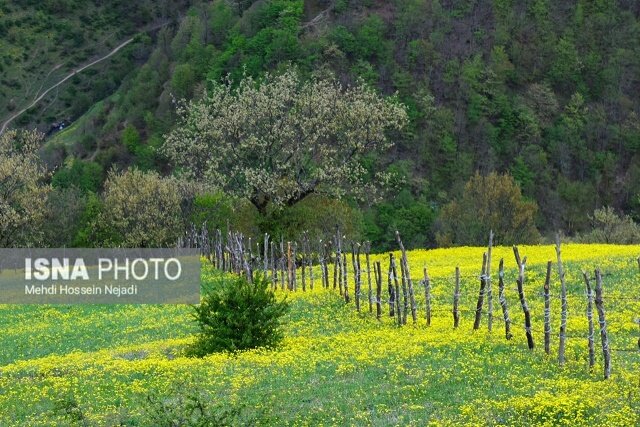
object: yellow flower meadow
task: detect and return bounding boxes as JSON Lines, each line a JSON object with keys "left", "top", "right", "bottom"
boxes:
{"left": 0, "top": 244, "right": 638, "bottom": 425}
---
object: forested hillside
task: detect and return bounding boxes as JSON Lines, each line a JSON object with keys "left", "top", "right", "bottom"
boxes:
{"left": 3, "top": 0, "right": 640, "bottom": 249}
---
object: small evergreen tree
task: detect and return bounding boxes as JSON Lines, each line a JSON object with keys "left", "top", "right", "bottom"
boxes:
{"left": 187, "top": 274, "right": 289, "bottom": 356}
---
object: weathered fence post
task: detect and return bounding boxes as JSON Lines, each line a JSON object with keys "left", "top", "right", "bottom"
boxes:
{"left": 287, "top": 241, "right": 293, "bottom": 291}
{"left": 323, "top": 243, "right": 330, "bottom": 289}
{"left": 594, "top": 268, "right": 611, "bottom": 379}
{"left": 582, "top": 270, "right": 595, "bottom": 369}
{"left": 342, "top": 252, "right": 349, "bottom": 303}
{"left": 365, "top": 242, "right": 373, "bottom": 313}
{"left": 301, "top": 239, "right": 307, "bottom": 292}
{"left": 263, "top": 233, "right": 269, "bottom": 277}
{"left": 270, "top": 241, "right": 277, "bottom": 290}
{"left": 375, "top": 261, "right": 382, "bottom": 320}
{"left": 396, "top": 231, "right": 417, "bottom": 325}
{"left": 291, "top": 242, "right": 298, "bottom": 291}
{"left": 307, "top": 234, "right": 314, "bottom": 290}
{"left": 279, "top": 238, "right": 285, "bottom": 291}
{"left": 514, "top": 246, "right": 534, "bottom": 350}
{"left": 423, "top": 267, "right": 431, "bottom": 327}
{"left": 544, "top": 261, "right": 552, "bottom": 354}
{"left": 388, "top": 256, "right": 395, "bottom": 317}
{"left": 351, "top": 243, "right": 361, "bottom": 312}
{"left": 453, "top": 266, "right": 460, "bottom": 328}
{"left": 498, "top": 258, "right": 512, "bottom": 340}
{"left": 473, "top": 253, "right": 488, "bottom": 330}
{"left": 390, "top": 253, "right": 402, "bottom": 326}
{"left": 556, "top": 234, "right": 568, "bottom": 365}
{"left": 486, "top": 231, "right": 494, "bottom": 332}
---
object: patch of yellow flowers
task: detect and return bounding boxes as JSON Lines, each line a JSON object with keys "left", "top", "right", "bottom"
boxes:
{"left": 0, "top": 244, "right": 638, "bottom": 426}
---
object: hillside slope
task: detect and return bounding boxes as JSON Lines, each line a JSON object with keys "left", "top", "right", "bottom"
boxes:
{"left": 7, "top": 0, "right": 640, "bottom": 246}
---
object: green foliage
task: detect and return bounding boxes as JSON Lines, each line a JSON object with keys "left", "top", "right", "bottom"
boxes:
{"left": 187, "top": 274, "right": 289, "bottom": 356}
{"left": 52, "top": 159, "right": 103, "bottom": 193}
{"left": 8, "top": 0, "right": 640, "bottom": 246}
{"left": 436, "top": 172, "right": 540, "bottom": 246}
{"left": 576, "top": 206, "right": 640, "bottom": 244}
{"left": 258, "top": 195, "right": 364, "bottom": 243}
{"left": 94, "top": 168, "right": 184, "bottom": 248}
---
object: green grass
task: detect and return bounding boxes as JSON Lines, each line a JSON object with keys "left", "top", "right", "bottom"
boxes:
{"left": 0, "top": 248, "right": 639, "bottom": 426}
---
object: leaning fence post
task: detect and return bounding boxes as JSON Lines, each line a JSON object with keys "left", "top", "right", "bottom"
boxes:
{"left": 582, "top": 270, "right": 595, "bottom": 369}
{"left": 544, "top": 261, "right": 552, "bottom": 354}
{"left": 498, "top": 258, "right": 512, "bottom": 340}
{"left": 514, "top": 246, "right": 534, "bottom": 350}
{"left": 486, "top": 231, "right": 494, "bottom": 332}
{"left": 453, "top": 266, "right": 460, "bottom": 328}
{"left": 594, "top": 268, "right": 611, "bottom": 379}
{"left": 473, "top": 253, "right": 488, "bottom": 330}
{"left": 556, "top": 233, "right": 568, "bottom": 365}
{"left": 388, "top": 256, "right": 395, "bottom": 317}
{"left": 396, "top": 231, "right": 417, "bottom": 325}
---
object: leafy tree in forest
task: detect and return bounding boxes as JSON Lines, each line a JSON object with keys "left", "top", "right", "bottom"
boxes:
{"left": 435, "top": 172, "right": 540, "bottom": 246}
{"left": 163, "top": 67, "right": 407, "bottom": 217}
{"left": 0, "top": 130, "right": 50, "bottom": 247}
{"left": 95, "top": 168, "right": 184, "bottom": 247}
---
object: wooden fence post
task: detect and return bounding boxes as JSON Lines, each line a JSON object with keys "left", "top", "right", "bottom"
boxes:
{"left": 390, "top": 253, "right": 402, "bottom": 326}
{"left": 375, "top": 261, "right": 382, "bottom": 320}
{"left": 263, "top": 233, "right": 269, "bottom": 277}
{"left": 514, "top": 246, "right": 534, "bottom": 350}
{"left": 342, "top": 252, "right": 349, "bottom": 303}
{"left": 308, "top": 234, "right": 314, "bottom": 290}
{"left": 486, "top": 231, "right": 494, "bottom": 332}
{"left": 473, "top": 253, "right": 488, "bottom": 330}
{"left": 365, "top": 242, "right": 373, "bottom": 313}
{"left": 582, "top": 270, "right": 595, "bottom": 369}
{"left": 453, "top": 266, "right": 460, "bottom": 328}
{"left": 556, "top": 234, "right": 568, "bottom": 365}
{"left": 301, "top": 239, "right": 306, "bottom": 292}
{"left": 287, "top": 241, "right": 292, "bottom": 291}
{"left": 544, "top": 261, "right": 552, "bottom": 354}
{"left": 498, "top": 258, "right": 512, "bottom": 340}
{"left": 594, "top": 268, "right": 611, "bottom": 379}
{"left": 396, "top": 231, "right": 417, "bottom": 325}
{"left": 351, "top": 243, "right": 361, "bottom": 312}
{"left": 270, "top": 241, "right": 276, "bottom": 290}
{"left": 423, "top": 267, "right": 431, "bottom": 327}
{"left": 280, "top": 238, "right": 285, "bottom": 291}
{"left": 291, "top": 242, "right": 298, "bottom": 291}
{"left": 388, "top": 256, "right": 395, "bottom": 317}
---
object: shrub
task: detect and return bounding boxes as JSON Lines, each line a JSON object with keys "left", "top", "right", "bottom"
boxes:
{"left": 187, "top": 274, "right": 289, "bottom": 356}
{"left": 97, "top": 168, "right": 183, "bottom": 247}
{"left": 577, "top": 206, "right": 640, "bottom": 244}
{"left": 435, "top": 172, "right": 540, "bottom": 246}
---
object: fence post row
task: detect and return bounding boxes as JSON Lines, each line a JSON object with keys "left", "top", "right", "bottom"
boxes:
{"left": 182, "top": 226, "right": 634, "bottom": 378}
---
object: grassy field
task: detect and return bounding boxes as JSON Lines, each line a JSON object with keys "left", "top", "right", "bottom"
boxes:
{"left": 1, "top": 244, "right": 639, "bottom": 426}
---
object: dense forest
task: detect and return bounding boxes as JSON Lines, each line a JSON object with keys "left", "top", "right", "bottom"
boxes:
{"left": 2, "top": 0, "right": 640, "bottom": 249}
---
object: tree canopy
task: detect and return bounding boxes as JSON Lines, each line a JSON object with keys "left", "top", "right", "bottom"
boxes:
{"left": 163, "top": 68, "right": 408, "bottom": 215}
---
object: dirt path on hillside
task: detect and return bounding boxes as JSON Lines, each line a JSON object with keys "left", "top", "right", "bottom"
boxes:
{"left": 0, "top": 22, "right": 170, "bottom": 136}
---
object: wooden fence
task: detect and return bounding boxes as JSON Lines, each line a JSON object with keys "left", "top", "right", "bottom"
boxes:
{"left": 180, "top": 225, "right": 640, "bottom": 380}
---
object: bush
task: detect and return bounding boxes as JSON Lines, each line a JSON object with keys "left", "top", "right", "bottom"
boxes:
{"left": 435, "top": 172, "right": 540, "bottom": 246}
{"left": 577, "top": 206, "right": 640, "bottom": 244}
{"left": 96, "top": 168, "right": 184, "bottom": 247}
{"left": 187, "top": 274, "right": 289, "bottom": 356}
